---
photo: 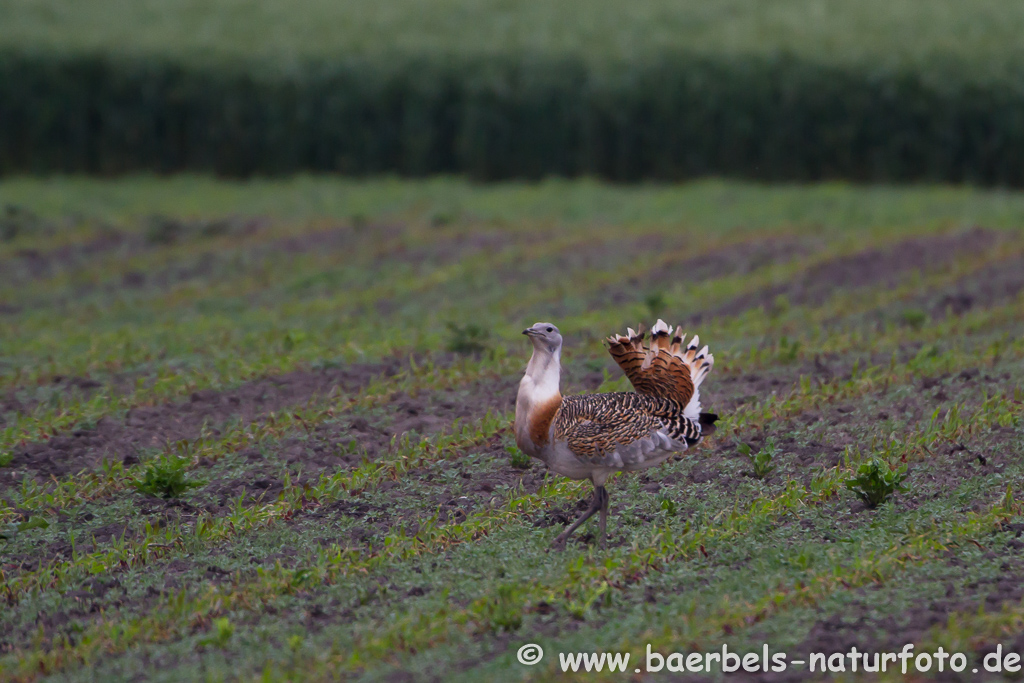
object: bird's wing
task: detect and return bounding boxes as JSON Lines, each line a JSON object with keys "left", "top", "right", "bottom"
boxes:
{"left": 554, "top": 393, "right": 680, "bottom": 466}
{"left": 606, "top": 319, "right": 713, "bottom": 419}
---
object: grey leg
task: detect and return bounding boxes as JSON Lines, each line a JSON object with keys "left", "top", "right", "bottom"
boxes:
{"left": 598, "top": 487, "right": 610, "bottom": 548}
{"left": 552, "top": 486, "right": 608, "bottom": 550}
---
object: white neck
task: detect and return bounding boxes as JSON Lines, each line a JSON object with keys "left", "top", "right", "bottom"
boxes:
{"left": 523, "top": 344, "right": 561, "bottom": 398}
{"left": 514, "top": 344, "right": 562, "bottom": 456}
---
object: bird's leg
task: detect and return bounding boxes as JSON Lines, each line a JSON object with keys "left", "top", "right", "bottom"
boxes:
{"left": 598, "top": 487, "right": 610, "bottom": 549}
{"left": 552, "top": 485, "right": 606, "bottom": 550}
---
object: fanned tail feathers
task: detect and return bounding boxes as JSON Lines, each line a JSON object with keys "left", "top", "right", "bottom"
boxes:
{"left": 606, "top": 319, "right": 714, "bottom": 421}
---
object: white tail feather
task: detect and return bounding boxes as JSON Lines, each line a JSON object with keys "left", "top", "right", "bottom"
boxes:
{"left": 651, "top": 320, "right": 714, "bottom": 419}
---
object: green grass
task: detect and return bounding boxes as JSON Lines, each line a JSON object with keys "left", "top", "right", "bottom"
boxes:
{"left": 5, "top": 175, "right": 1024, "bottom": 229}
{"left": 0, "top": 177, "right": 1022, "bottom": 681}
{"left": 2, "top": 0, "right": 1023, "bottom": 77}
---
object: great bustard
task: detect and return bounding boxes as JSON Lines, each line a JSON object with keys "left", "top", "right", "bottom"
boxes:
{"left": 514, "top": 320, "right": 719, "bottom": 548}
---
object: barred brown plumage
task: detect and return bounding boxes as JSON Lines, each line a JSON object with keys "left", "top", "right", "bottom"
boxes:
{"left": 555, "top": 393, "right": 703, "bottom": 460}
{"left": 514, "top": 319, "right": 720, "bottom": 549}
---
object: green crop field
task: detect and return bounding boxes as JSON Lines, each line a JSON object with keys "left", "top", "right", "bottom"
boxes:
{"left": 4, "top": 0, "right": 1024, "bottom": 182}
{"left": 2, "top": 0, "right": 1023, "bottom": 74}
{"left": 1, "top": 177, "right": 1024, "bottom": 681}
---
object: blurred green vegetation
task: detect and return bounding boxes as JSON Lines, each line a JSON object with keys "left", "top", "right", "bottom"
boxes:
{"left": 4, "top": 176, "right": 1024, "bottom": 229}
{"left": 2, "top": 0, "right": 1023, "bottom": 76}
{"left": 2, "top": 0, "right": 1024, "bottom": 181}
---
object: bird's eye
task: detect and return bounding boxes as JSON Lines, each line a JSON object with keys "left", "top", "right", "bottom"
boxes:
{"left": 546, "top": 327, "right": 553, "bottom": 332}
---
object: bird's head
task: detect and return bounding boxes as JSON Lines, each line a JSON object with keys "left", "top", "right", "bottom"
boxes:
{"left": 522, "top": 322, "right": 562, "bottom": 355}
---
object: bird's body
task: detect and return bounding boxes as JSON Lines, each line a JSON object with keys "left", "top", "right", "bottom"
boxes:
{"left": 514, "top": 319, "right": 719, "bottom": 548}
{"left": 519, "top": 392, "right": 703, "bottom": 483}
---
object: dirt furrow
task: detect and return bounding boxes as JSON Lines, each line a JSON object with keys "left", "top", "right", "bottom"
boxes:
{"left": 769, "top": 525, "right": 1024, "bottom": 683}
{"left": 920, "top": 252, "right": 1024, "bottom": 319}
{"left": 1, "top": 216, "right": 267, "bottom": 286}
{"left": 0, "top": 359, "right": 406, "bottom": 486}
{"left": 584, "top": 235, "right": 815, "bottom": 311}
{"left": 692, "top": 227, "right": 1006, "bottom": 322}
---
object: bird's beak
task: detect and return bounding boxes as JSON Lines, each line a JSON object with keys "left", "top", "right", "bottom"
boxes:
{"left": 523, "top": 328, "right": 538, "bottom": 337}
{"left": 522, "top": 328, "right": 531, "bottom": 336}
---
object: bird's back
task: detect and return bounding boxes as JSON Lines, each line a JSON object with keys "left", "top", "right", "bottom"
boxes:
{"left": 545, "top": 319, "right": 718, "bottom": 478}
{"left": 550, "top": 392, "right": 702, "bottom": 470}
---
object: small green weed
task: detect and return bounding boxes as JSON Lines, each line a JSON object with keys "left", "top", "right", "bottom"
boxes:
{"left": 507, "top": 445, "right": 531, "bottom": 470}
{"left": 199, "top": 617, "right": 235, "bottom": 648}
{"left": 845, "top": 457, "right": 908, "bottom": 508}
{"left": 283, "top": 329, "right": 308, "bottom": 351}
{"left": 17, "top": 516, "right": 50, "bottom": 532}
{"left": 659, "top": 496, "right": 678, "bottom": 517}
{"left": 135, "top": 455, "right": 201, "bottom": 498}
{"left": 737, "top": 437, "right": 778, "bottom": 478}
{"left": 472, "top": 584, "right": 523, "bottom": 633}
{"left": 907, "top": 344, "right": 941, "bottom": 372}
{"left": 445, "top": 322, "right": 489, "bottom": 355}
{"left": 1, "top": 515, "right": 49, "bottom": 541}
{"left": 901, "top": 309, "right": 928, "bottom": 329}
{"left": 776, "top": 336, "right": 801, "bottom": 363}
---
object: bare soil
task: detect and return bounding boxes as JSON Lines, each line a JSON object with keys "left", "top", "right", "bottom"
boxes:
{"left": 577, "top": 236, "right": 813, "bottom": 315}
{"left": 0, "top": 359, "right": 405, "bottom": 487}
{"left": 767, "top": 530, "right": 1024, "bottom": 683}
{"left": 2, "top": 216, "right": 269, "bottom": 285}
{"left": 694, "top": 227, "right": 1005, "bottom": 322}
{"left": 187, "top": 372, "right": 523, "bottom": 515}
{"left": 924, "top": 252, "right": 1024, "bottom": 318}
